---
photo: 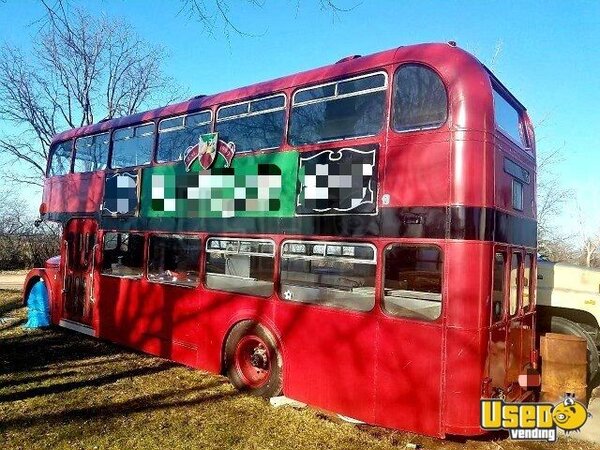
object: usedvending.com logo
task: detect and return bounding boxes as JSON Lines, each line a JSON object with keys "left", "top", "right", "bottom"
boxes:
{"left": 481, "top": 395, "right": 591, "bottom": 442}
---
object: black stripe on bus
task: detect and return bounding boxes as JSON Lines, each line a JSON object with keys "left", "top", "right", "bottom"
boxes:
{"left": 47, "top": 206, "right": 536, "bottom": 247}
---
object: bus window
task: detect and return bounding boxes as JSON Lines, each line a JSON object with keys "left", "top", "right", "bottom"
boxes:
{"left": 289, "top": 72, "right": 386, "bottom": 145}
{"left": 280, "top": 241, "right": 376, "bottom": 311}
{"left": 101, "top": 232, "right": 145, "bottom": 278}
{"left": 215, "top": 94, "right": 285, "bottom": 153}
{"left": 73, "top": 133, "right": 109, "bottom": 173}
{"left": 392, "top": 64, "right": 447, "bottom": 132}
{"left": 509, "top": 253, "right": 521, "bottom": 315}
{"left": 111, "top": 123, "right": 155, "bottom": 169}
{"left": 383, "top": 245, "right": 442, "bottom": 321}
{"left": 492, "top": 252, "right": 506, "bottom": 322}
{"left": 147, "top": 234, "right": 201, "bottom": 287}
{"left": 512, "top": 179, "right": 524, "bottom": 211}
{"left": 157, "top": 111, "right": 212, "bottom": 162}
{"left": 522, "top": 254, "right": 534, "bottom": 310}
{"left": 493, "top": 88, "right": 527, "bottom": 147}
{"left": 205, "top": 238, "right": 275, "bottom": 297}
{"left": 48, "top": 140, "right": 73, "bottom": 176}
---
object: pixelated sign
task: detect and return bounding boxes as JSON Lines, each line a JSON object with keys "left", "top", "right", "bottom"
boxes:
{"left": 297, "top": 146, "right": 377, "bottom": 214}
{"left": 141, "top": 151, "right": 298, "bottom": 218}
{"left": 102, "top": 171, "right": 139, "bottom": 216}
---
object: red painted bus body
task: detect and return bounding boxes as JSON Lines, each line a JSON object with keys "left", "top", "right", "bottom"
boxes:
{"left": 24, "top": 42, "right": 537, "bottom": 438}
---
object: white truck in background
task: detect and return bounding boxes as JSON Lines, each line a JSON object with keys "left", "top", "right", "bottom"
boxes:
{"left": 537, "top": 259, "right": 600, "bottom": 382}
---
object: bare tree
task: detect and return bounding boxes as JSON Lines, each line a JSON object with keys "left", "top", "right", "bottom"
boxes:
{"left": 0, "top": 188, "right": 60, "bottom": 269}
{"left": 179, "top": 0, "right": 358, "bottom": 37}
{"left": 532, "top": 108, "right": 577, "bottom": 261}
{"left": 0, "top": 2, "right": 181, "bottom": 187}
{"left": 537, "top": 146, "right": 573, "bottom": 237}
{"left": 576, "top": 200, "right": 600, "bottom": 268}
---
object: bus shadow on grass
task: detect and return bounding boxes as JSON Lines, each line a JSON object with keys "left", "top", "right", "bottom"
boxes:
{"left": 0, "top": 379, "right": 236, "bottom": 432}
{"left": 0, "top": 329, "right": 124, "bottom": 374}
{"left": 0, "top": 361, "right": 176, "bottom": 402}
{"left": 0, "top": 316, "right": 238, "bottom": 435}
{"left": 0, "top": 298, "right": 22, "bottom": 317}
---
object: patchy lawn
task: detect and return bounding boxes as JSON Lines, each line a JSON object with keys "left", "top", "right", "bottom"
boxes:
{"left": 0, "top": 290, "right": 598, "bottom": 450}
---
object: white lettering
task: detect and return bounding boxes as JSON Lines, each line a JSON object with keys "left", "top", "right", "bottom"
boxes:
{"left": 509, "top": 428, "right": 557, "bottom": 442}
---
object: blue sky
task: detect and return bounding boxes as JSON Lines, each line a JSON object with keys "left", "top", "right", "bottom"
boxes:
{"left": 0, "top": 0, "right": 598, "bottom": 236}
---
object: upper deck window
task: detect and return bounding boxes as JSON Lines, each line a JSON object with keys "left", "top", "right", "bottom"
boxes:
{"left": 215, "top": 94, "right": 285, "bottom": 152}
{"left": 157, "top": 111, "right": 212, "bottom": 162}
{"left": 73, "top": 133, "right": 109, "bottom": 173}
{"left": 493, "top": 89, "right": 527, "bottom": 148}
{"left": 48, "top": 140, "right": 73, "bottom": 176}
{"left": 111, "top": 123, "right": 155, "bottom": 169}
{"left": 392, "top": 64, "right": 447, "bottom": 132}
{"left": 289, "top": 72, "right": 386, "bottom": 146}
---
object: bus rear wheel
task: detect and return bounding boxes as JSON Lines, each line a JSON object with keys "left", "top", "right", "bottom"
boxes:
{"left": 550, "top": 316, "right": 599, "bottom": 382}
{"left": 224, "top": 321, "right": 282, "bottom": 398}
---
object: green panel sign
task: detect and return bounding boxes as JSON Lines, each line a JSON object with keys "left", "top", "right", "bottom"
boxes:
{"left": 141, "top": 151, "right": 299, "bottom": 218}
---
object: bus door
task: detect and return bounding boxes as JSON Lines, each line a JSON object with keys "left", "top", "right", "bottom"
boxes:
{"left": 488, "top": 248, "right": 534, "bottom": 398}
{"left": 62, "top": 218, "right": 98, "bottom": 326}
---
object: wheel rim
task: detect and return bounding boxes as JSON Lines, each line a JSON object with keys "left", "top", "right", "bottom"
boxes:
{"left": 234, "top": 335, "right": 272, "bottom": 388}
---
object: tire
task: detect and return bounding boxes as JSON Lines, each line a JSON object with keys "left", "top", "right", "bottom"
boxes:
{"left": 224, "top": 321, "right": 283, "bottom": 398}
{"left": 550, "top": 316, "right": 600, "bottom": 382}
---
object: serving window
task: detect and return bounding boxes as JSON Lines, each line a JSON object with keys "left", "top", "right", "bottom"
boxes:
{"left": 157, "top": 111, "right": 212, "bottom": 162}
{"left": 147, "top": 234, "right": 201, "bottom": 287}
{"left": 205, "top": 238, "right": 275, "bottom": 297}
{"left": 101, "top": 232, "right": 145, "bottom": 278}
{"left": 280, "top": 240, "right": 376, "bottom": 312}
{"left": 383, "top": 245, "right": 442, "bottom": 321}
{"left": 289, "top": 72, "right": 387, "bottom": 146}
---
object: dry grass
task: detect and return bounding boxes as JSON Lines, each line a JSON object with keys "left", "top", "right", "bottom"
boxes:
{"left": 0, "top": 290, "right": 598, "bottom": 450}
{"left": 0, "top": 269, "right": 29, "bottom": 275}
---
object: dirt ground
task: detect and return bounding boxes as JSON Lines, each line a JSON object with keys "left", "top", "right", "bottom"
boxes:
{"left": 1, "top": 290, "right": 598, "bottom": 450}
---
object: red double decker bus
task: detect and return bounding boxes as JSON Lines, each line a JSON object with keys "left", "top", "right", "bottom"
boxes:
{"left": 24, "top": 42, "right": 537, "bottom": 438}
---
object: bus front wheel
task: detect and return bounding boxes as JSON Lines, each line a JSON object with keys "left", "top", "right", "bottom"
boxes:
{"left": 224, "top": 321, "right": 283, "bottom": 398}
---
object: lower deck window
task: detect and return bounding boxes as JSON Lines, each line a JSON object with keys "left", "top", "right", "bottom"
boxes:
{"left": 522, "top": 253, "right": 534, "bottom": 310}
{"left": 147, "top": 235, "right": 201, "bottom": 287}
{"left": 280, "top": 241, "right": 376, "bottom": 311}
{"left": 493, "top": 252, "right": 506, "bottom": 322}
{"left": 509, "top": 253, "right": 521, "bottom": 315}
{"left": 383, "top": 245, "right": 442, "bottom": 320}
{"left": 205, "top": 238, "right": 274, "bottom": 297}
{"left": 101, "top": 232, "right": 144, "bottom": 278}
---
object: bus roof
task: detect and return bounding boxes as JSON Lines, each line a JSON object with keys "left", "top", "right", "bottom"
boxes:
{"left": 51, "top": 42, "right": 498, "bottom": 145}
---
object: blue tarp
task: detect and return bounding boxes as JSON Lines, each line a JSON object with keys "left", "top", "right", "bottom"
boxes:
{"left": 24, "top": 280, "right": 50, "bottom": 328}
